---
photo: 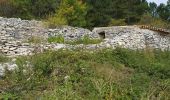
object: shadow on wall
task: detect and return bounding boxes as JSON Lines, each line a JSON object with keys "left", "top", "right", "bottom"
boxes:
{"left": 98, "top": 31, "right": 106, "bottom": 39}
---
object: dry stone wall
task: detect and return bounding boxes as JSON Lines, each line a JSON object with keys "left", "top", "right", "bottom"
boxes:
{"left": 0, "top": 17, "right": 170, "bottom": 57}
{"left": 1, "top": 17, "right": 170, "bottom": 76}
{"left": 93, "top": 26, "right": 170, "bottom": 50}
{"left": 0, "top": 17, "right": 97, "bottom": 56}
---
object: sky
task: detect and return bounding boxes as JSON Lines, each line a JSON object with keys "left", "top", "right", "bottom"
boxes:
{"left": 147, "top": 0, "right": 168, "bottom": 5}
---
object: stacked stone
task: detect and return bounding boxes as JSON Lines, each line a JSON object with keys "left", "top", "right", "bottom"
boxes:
{"left": 0, "top": 28, "right": 34, "bottom": 57}
{"left": 0, "top": 17, "right": 98, "bottom": 42}
{"left": 92, "top": 26, "right": 170, "bottom": 50}
{"left": 47, "top": 26, "right": 99, "bottom": 41}
{"left": 0, "top": 17, "right": 48, "bottom": 40}
{"left": 0, "top": 17, "right": 170, "bottom": 57}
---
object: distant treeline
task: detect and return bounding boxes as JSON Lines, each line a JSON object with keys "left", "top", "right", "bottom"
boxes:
{"left": 0, "top": 0, "right": 170, "bottom": 28}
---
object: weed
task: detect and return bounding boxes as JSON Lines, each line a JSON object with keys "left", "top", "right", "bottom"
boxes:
{"left": 28, "top": 36, "right": 45, "bottom": 44}
{"left": 48, "top": 35, "right": 65, "bottom": 43}
{"left": 67, "top": 35, "right": 102, "bottom": 45}
{"left": 0, "top": 48, "right": 170, "bottom": 99}
{"left": 0, "top": 54, "right": 9, "bottom": 63}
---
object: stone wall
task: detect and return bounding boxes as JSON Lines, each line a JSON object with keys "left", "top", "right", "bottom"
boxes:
{"left": 0, "top": 17, "right": 98, "bottom": 56}
{"left": 0, "top": 17, "right": 170, "bottom": 57}
{"left": 1, "top": 17, "right": 170, "bottom": 76}
{"left": 93, "top": 26, "right": 170, "bottom": 50}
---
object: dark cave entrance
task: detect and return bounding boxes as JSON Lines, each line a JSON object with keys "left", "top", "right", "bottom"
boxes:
{"left": 98, "top": 31, "right": 106, "bottom": 39}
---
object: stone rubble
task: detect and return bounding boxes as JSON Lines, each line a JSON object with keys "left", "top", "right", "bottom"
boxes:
{"left": 0, "top": 58, "right": 17, "bottom": 76}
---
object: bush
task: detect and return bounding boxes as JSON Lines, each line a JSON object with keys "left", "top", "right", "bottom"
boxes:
{"left": 109, "top": 19, "right": 126, "bottom": 26}
{"left": 0, "top": 54, "right": 9, "bottom": 63}
{"left": 46, "top": 0, "right": 88, "bottom": 28}
{"left": 67, "top": 35, "right": 102, "bottom": 45}
{"left": 1, "top": 48, "right": 170, "bottom": 99}
{"left": 28, "top": 36, "right": 45, "bottom": 44}
{"left": 0, "top": 0, "right": 15, "bottom": 17}
{"left": 48, "top": 35, "right": 65, "bottom": 43}
{"left": 139, "top": 13, "right": 170, "bottom": 29}
{"left": 46, "top": 15, "right": 67, "bottom": 28}
{"left": 48, "top": 35, "right": 102, "bottom": 45}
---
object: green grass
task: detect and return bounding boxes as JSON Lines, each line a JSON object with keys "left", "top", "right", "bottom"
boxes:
{"left": 48, "top": 35, "right": 102, "bottom": 45}
{"left": 48, "top": 35, "right": 65, "bottom": 43}
{"left": 0, "top": 54, "right": 9, "bottom": 63}
{"left": 67, "top": 35, "right": 102, "bottom": 45}
{"left": 0, "top": 48, "right": 170, "bottom": 99}
{"left": 28, "top": 36, "right": 45, "bottom": 44}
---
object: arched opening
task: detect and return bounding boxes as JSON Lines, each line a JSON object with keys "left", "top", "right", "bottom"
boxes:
{"left": 98, "top": 31, "right": 106, "bottom": 39}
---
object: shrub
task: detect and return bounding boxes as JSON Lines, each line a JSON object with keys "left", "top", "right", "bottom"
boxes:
{"left": 46, "top": 0, "right": 88, "bottom": 28}
{"left": 46, "top": 15, "right": 67, "bottom": 28}
{"left": 109, "top": 19, "right": 126, "bottom": 26}
{"left": 0, "top": 0, "right": 15, "bottom": 17}
{"left": 48, "top": 35, "right": 65, "bottom": 43}
{"left": 139, "top": 13, "right": 170, "bottom": 29}
{"left": 0, "top": 54, "right": 9, "bottom": 63}
{"left": 28, "top": 36, "right": 45, "bottom": 44}
{"left": 1, "top": 48, "right": 170, "bottom": 99}
{"left": 67, "top": 35, "right": 102, "bottom": 45}
{"left": 48, "top": 35, "right": 102, "bottom": 45}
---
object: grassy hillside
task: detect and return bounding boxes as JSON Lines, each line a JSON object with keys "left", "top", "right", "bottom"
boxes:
{"left": 0, "top": 48, "right": 170, "bottom": 99}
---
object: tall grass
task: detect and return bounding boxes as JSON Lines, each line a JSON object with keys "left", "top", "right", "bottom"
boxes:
{"left": 48, "top": 35, "right": 102, "bottom": 45}
{"left": 0, "top": 48, "right": 170, "bottom": 99}
{"left": 0, "top": 54, "right": 9, "bottom": 63}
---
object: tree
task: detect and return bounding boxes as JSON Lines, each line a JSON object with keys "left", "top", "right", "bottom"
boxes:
{"left": 84, "top": 0, "right": 114, "bottom": 28}
{"left": 149, "top": 2, "right": 158, "bottom": 17}
{"left": 167, "top": 0, "right": 170, "bottom": 21}
{"left": 0, "top": 0, "right": 15, "bottom": 17}
{"left": 168, "top": 0, "right": 170, "bottom": 5}
{"left": 84, "top": 0, "right": 149, "bottom": 27}
{"left": 157, "top": 3, "right": 170, "bottom": 21}
{"left": 12, "top": 0, "right": 60, "bottom": 19}
{"left": 48, "top": 0, "right": 88, "bottom": 27}
{"left": 124, "top": 0, "right": 149, "bottom": 24}
{"left": 30, "top": 0, "right": 60, "bottom": 18}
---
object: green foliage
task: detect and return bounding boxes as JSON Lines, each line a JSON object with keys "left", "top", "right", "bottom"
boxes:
{"left": 0, "top": 48, "right": 170, "bottom": 99}
{"left": 85, "top": 0, "right": 149, "bottom": 27}
{"left": 157, "top": 3, "right": 170, "bottom": 21}
{"left": 28, "top": 36, "right": 44, "bottom": 44}
{"left": 0, "top": 0, "right": 60, "bottom": 19}
{"left": 48, "top": 35, "right": 102, "bottom": 45}
{"left": 48, "top": 35, "right": 65, "bottom": 43}
{"left": 0, "top": 0, "right": 15, "bottom": 17}
{"left": 0, "top": 54, "right": 9, "bottom": 63}
{"left": 46, "top": 15, "right": 67, "bottom": 28}
{"left": 67, "top": 35, "right": 102, "bottom": 45}
{"left": 109, "top": 19, "right": 126, "bottom": 26}
{"left": 47, "top": 0, "right": 88, "bottom": 28}
{"left": 139, "top": 13, "right": 170, "bottom": 29}
{"left": 149, "top": 2, "right": 158, "bottom": 17}
{"left": 0, "top": 93, "right": 18, "bottom": 100}
{"left": 0, "top": 0, "right": 169, "bottom": 28}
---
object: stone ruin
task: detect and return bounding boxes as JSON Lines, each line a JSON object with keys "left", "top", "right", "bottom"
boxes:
{"left": 0, "top": 17, "right": 170, "bottom": 57}
{"left": 1, "top": 17, "right": 170, "bottom": 76}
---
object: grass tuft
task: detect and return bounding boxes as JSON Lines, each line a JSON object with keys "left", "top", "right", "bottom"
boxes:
{"left": 0, "top": 48, "right": 170, "bottom": 99}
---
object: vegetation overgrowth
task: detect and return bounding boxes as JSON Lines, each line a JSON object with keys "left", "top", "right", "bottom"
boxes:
{"left": 48, "top": 35, "right": 102, "bottom": 45}
{"left": 0, "top": 0, "right": 170, "bottom": 99}
{"left": 0, "top": 48, "right": 169, "bottom": 99}
{"left": 0, "top": 0, "right": 169, "bottom": 28}
{"left": 0, "top": 54, "right": 9, "bottom": 63}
